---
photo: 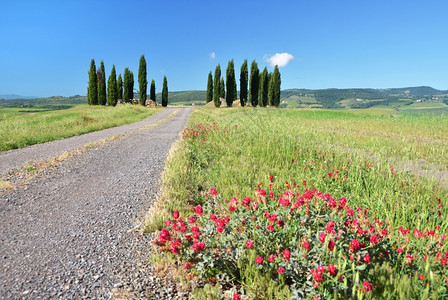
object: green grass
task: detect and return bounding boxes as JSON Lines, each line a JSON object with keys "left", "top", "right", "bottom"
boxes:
{"left": 0, "top": 104, "right": 161, "bottom": 152}
{"left": 148, "top": 106, "right": 448, "bottom": 298}
{"left": 150, "top": 107, "right": 447, "bottom": 230}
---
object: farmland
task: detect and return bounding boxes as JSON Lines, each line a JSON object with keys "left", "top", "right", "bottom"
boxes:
{"left": 150, "top": 107, "right": 448, "bottom": 299}
{"left": 0, "top": 104, "right": 160, "bottom": 152}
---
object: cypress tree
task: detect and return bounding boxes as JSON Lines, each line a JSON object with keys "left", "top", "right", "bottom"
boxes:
{"left": 87, "top": 59, "right": 98, "bottom": 105}
{"left": 268, "top": 72, "right": 274, "bottom": 106}
{"left": 123, "top": 68, "right": 131, "bottom": 103}
{"left": 129, "top": 71, "right": 134, "bottom": 101}
{"left": 117, "top": 74, "right": 123, "bottom": 101}
{"left": 239, "top": 59, "right": 248, "bottom": 107}
{"left": 259, "top": 67, "right": 269, "bottom": 107}
{"left": 225, "top": 59, "right": 235, "bottom": 107}
{"left": 249, "top": 60, "right": 259, "bottom": 107}
{"left": 162, "top": 76, "right": 168, "bottom": 107}
{"left": 138, "top": 55, "right": 148, "bottom": 106}
{"left": 213, "top": 64, "right": 221, "bottom": 107}
{"left": 220, "top": 78, "right": 225, "bottom": 99}
{"left": 206, "top": 71, "right": 213, "bottom": 103}
{"left": 150, "top": 80, "right": 156, "bottom": 102}
{"left": 272, "top": 65, "right": 281, "bottom": 107}
{"left": 97, "top": 60, "right": 107, "bottom": 105}
{"left": 107, "top": 65, "right": 118, "bottom": 106}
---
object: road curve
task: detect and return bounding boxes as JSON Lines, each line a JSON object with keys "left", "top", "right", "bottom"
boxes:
{"left": 0, "top": 107, "right": 192, "bottom": 299}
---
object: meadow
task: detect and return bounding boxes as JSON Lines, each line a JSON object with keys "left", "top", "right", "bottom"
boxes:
{"left": 0, "top": 104, "right": 160, "bottom": 152}
{"left": 148, "top": 107, "right": 448, "bottom": 299}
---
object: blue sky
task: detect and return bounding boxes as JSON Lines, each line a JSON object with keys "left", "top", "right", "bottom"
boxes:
{"left": 1, "top": 0, "right": 448, "bottom": 97}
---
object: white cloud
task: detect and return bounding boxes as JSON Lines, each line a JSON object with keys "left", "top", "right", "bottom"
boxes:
{"left": 264, "top": 52, "right": 294, "bottom": 67}
{"left": 209, "top": 52, "right": 216, "bottom": 60}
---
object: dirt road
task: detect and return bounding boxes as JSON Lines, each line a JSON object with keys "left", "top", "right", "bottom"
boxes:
{"left": 0, "top": 107, "right": 191, "bottom": 299}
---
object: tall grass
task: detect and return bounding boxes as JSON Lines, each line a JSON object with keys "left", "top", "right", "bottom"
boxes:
{"left": 147, "top": 107, "right": 448, "bottom": 298}
{"left": 0, "top": 104, "right": 161, "bottom": 152}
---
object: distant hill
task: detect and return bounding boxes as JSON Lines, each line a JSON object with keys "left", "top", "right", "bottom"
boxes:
{"left": 0, "top": 94, "right": 38, "bottom": 100}
{"left": 2, "top": 86, "right": 447, "bottom": 110}
{"left": 0, "top": 95, "right": 87, "bottom": 110}
{"left": 155, "top": 90, "right": 206, "bottom": 105}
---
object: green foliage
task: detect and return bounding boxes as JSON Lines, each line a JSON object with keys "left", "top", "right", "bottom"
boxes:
{"left": 225, "top": 59, "right": 235, "bottom": 107}
{"left": 129, "top": 71, "right": 134, "bottom": 100}
{"left": 98, "top": 60, "right": 107, "bottom": 105}
{"left": 213, "top": 64, "right": 221, "bottom": 107}
{"left": 249, "top": 60, "right": 259, "bottom": 107}
{"left": 150, "top": 107, "right": 448, "bottom": 298}
{"left": 162, "top": 76, "right": 168, "bottom": 107}
{"left": 220, "top": 78, "right": 225, "bottom": 99}
{"left": 259, "top": 67, "right": 269, "bottom": 107}
{"left": 150, "top": 79, "right": 156, "bottom": 102}
{"left": 206, "top": 72, "right": 213, "bottom": 103}
{"left": 87, "top": 59, "right": 98, "bottom": 105}
{"left": 138, "top": 54, "right": 148, "bottom": 105}
{"left": 240, "top": 59, "right": 248, "bottom": 107}
{"left": 123, "top": 68, "right": 131, "bottom": 103}
{"left": 155, "top": 90, "right": 206, "bottom": 104}
{"left": 271, "top": 66, "right": 281, "bottom": 107}
{"left": 117, "top": 74, "right": 123, "bottom": 101}
{"left": 107, "top": 65, "right": 118, "bottom": 106}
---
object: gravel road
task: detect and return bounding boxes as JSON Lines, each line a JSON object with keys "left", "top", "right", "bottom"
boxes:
{"left": 0, "top": 107, "right": 192, "bottom": 299}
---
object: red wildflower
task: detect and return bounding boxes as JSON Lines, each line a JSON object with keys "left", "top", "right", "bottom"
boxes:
{"left": 267, "top": 224, "right": 274, "bottom": 232}
{"left": 328, "top": 240, "right": 335, "bottom": 252}
{"left": 277, "top": 219, "right": 285, "bottom": 228}
{"left": 192, "top": 241, "right": 205, "bottom": 252}
{"left": 173, "top": 210, "right": 179, "bottom": 220}
{"left": 260, "top": 189, "right": 266, "bottom": 196}
{"left": 363, "top": 253, "right": 371, "bottom": 264}
{"left": 419, "top": 275, "right": 425, "bottom": 281}
{"left": 302, "top": 240, "right": 310, "bottom": 250}
{"left": 255, "top": 256, "right": 264, "bottom": 265}
{"left": 327, "top": 264, "right": 337, "bottom": 276}
{"left": 183, "top": 262, "right": 191, "bottom": 270}
{"left": 282, "top": 249, "right": 291, "bottom": 260}
{"left": 362, "top": 281, "right": 372, "bottom": 293}
{"left": 233, "top": 293, "right": 241, "bottom": 300}
{"left": 209, "top": 213, "right": 217, "bottom": 220}
{"left": 349, "top": 239, "right": 360, "bottom": 252}
{"left": 195, "top": 205, "right": 203, "bottom": 216}
{"left": 277, "top": 266, "right": 285, "bottom": 274}
{"left": 319, "top": 232, "right": 327, "bottom": 244}
{"left": 246, "top": 240, "right": 254, "bottom": 249}
{"left": 370, "top": 235, "right": 379, "bottom": 246}
{"left": 268, "top": 254, "right": 276, "bottom": 262}
{"left": 210, "top": 187, "right": 217, "bottom": 197}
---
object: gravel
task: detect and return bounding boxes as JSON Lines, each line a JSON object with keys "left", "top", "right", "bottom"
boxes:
{"left": 0, "top": 107, "right": 192, "bottom": 299}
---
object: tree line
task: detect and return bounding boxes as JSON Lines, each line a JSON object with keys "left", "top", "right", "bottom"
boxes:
{"left": 87, "top": 55, "right": 168, "bottom": 107}
{"left": 206, "top": 59, "right": 281, "bottom": 107}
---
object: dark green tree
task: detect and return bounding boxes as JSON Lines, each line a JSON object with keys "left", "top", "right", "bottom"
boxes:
{"left": 258, "top": 67, "right": 269, "bottom": 107}
{"left": 206, "top": 71, "right": 213, "bottom": 103}
{"left": 162, "top": 76, "right": 168, "bottom": 107}
{"left": 107, "top": 64, "right": 118, "bottom": 106}
{"left": 268, "top": 73, "right": 274, "bottom": 106}
{"left": 87, "top": 59, "right": 98, "bottom": 105}
{"left": 249, "top": 60, "right": 259, "bottom": 107}
{"left": 117, "top": 74, "right": 123, "bottom": 101}
{"left": 220, "top": 78, "right": 225, "bottom": 99}
{"left": 97, "top": 60, "right": 107, "bottom": 105}
{"left": 123, "top": 68, "right": 131, "bottom": 103}
{"left": 213, "top": 64, "right": 221, "bottom": 107}
{"left": 129, "top": 71, "right": 134, "bottom": 101}
{"left": 150, "top": 79, "right": 156, "bottom": 102}
{"left": 225, "top": 59, "right": 235, "bottom": 107}
{"left": 239, "top": 59, "right": 248, "bottom": 107}
{"left": 271, "top": 65, "right": 281, "bottom": 107}
{"left": 138, "top": 55, "right": 148, "bottom": 105}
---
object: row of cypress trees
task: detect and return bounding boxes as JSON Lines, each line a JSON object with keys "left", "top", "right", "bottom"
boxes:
{"left": 87, "top": 56, "right": 168, "bottom": 107}
{"left": 206, "top": 59, "right": 281, "bottom": 107}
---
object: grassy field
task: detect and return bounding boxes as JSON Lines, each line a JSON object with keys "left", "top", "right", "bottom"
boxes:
{"left": 0, "top": 104, "right": 160, "bottom": 152}
{"left": 149, "top": 107, "right": 448, "bottom": 299}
